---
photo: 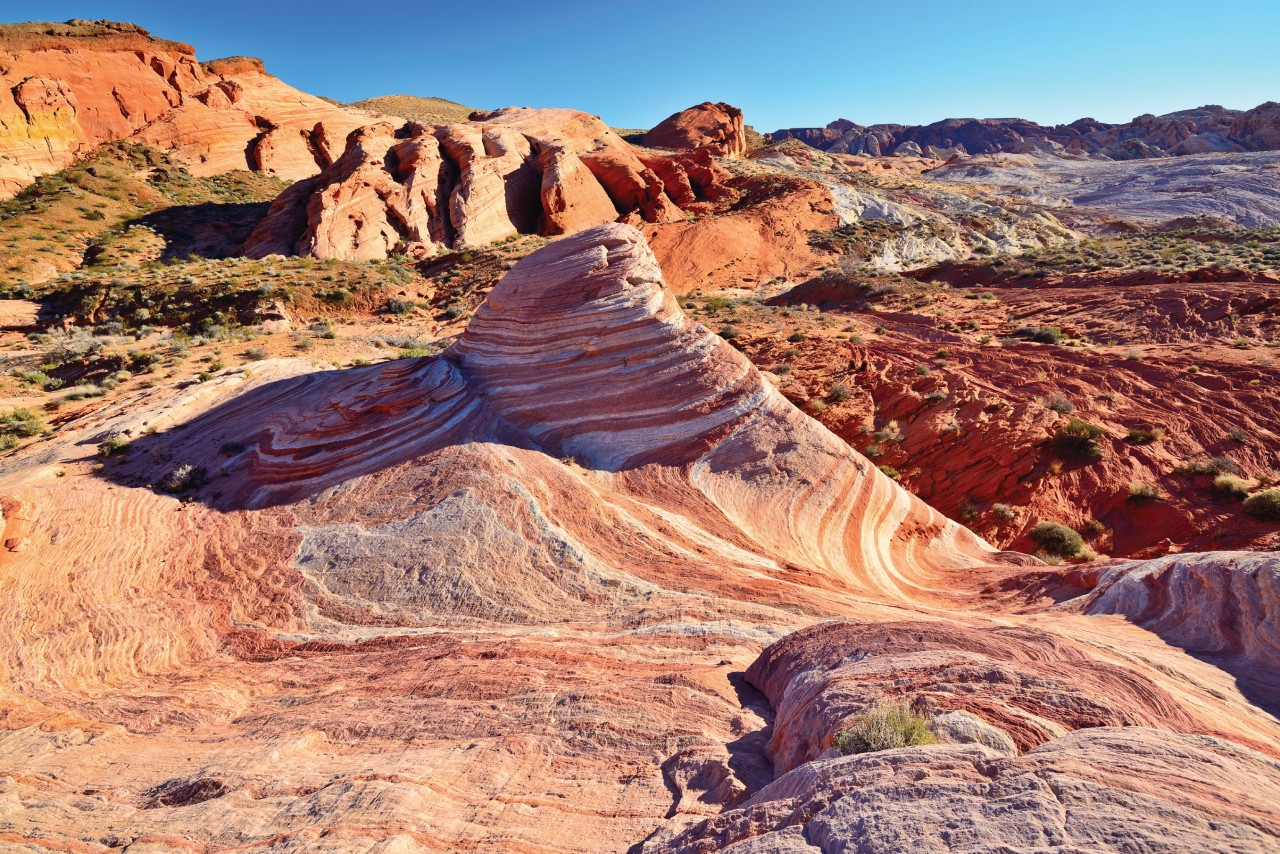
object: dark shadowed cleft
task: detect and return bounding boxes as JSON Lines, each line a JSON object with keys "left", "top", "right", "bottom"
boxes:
{"left": 143, "top": 776, "right": 228, "bottom": 808}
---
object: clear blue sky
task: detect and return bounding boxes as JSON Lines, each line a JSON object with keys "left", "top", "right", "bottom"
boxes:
{"left": 5, "top": 0, "right": 1279, "bottom": 132}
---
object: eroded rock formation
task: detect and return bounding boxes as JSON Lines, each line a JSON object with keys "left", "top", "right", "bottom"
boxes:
{"left": 644, "top": 101, "right": 747, "bottom": 158}
{"left": 241, "top": 108, "right": 735, "bottom": 260}
{"left": 1, "top": 225, "right": 1277, "bottom": 851}
{"left": 0, "top": 19, "right": 372, "bottom": 198}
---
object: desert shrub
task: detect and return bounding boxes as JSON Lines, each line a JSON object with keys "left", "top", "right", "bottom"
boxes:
{"left": 1029, "top": 521, "right": 1085, "bottom": 558}
{"left": 878, "top": 465, "right": 901, "bottom": 480}
{"left": 832, "top": 701, "right": 936, "bottom": 756}
{"left": 914, "top": 363, "right": 931, "bottom": 376}
{"left": 1244, "top": 490, "right": 1280, "bottom": 520}
{"left": 774, "top": 364, "right": 792, "bottom": 375}
{"left": 718, "top": 324, "right": 740, "bottom": 340}
{"left": 1227, "top": 429, "right": 1250, "bottom": 445}
{"left": 992, "top": 503, "right": 1017, "bottom": 521}
{"left": 1213, "top": 473, "right": 1250, "bottom": 497}
{"left": 159, "top": 463, "right": 206, "bottom": 493}
{"left": 385, "top": 298, "right": 413, "bottom": 315}
{"left": 787, "top": 331, "right": 807, "bottom": 343}
{"left": 1128, "top": 481, "right": 1163, "bottom": 501}
{"left": 1126, "top": 427, "right": 1164, "bottom": 444}
{"left": 1015, "top": 325, "right": 1064, "bottom": 344}
{"left": 863, "top": 442, "right": 883, "bottom": 459}
{"left": 1053, "top": 418, "right": 1105, "bottom": 460}
{"left": 704, "top": 296, "right": 731, "bottom": 313}
{"left": 827, "top": 384, "right": 852, "bottom": 404}
{"left": 1176, "top": 455, "right": 1241, "bottom": 476}
{"left": 0, "top": 408, "right": 46, "bottom": 449}
{"left": 243, "top": 347, "right": 267, "bottom": 361}
{"left": 15, "top": 370, "right": 62, "bottom": 390}
{"left": 128, "top": 350, "right": 160, "bottom": 372}
{"left": 872, "top": 421, "right": 901, "bottom": 442}
{"left": 97, "top": 436, "right": 130, "bottom": 457}
{"left": 1042, "top": 393, "right": 1075, "bottom": 414}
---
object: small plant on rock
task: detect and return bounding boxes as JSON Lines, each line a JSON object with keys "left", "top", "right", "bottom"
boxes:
{"left": 159, "top": 463, "right": 206, "bottom": 494}
{"left": 1053, "top": 418, "right": 1105, "bottom": 460}
{"left": 1214, "top": 473, "right": 1250, "bottom": 497}
{"left": 1128, "top": 481, "right": 1162, "bottom": 502}
{"left": 1244, "top": 490, "right": 1280, "bottom": 521}
{"left": 1126, "top": 427, "right": 1164, "bottom": 444}
{"left": 1042, "top": 393, "right": 1075, "bottom": 414}
{"left": 1029, "top": 521, "right": 1086, "bottom": 559}
{"left": 831, "top": 701, "right": 936, "bottom": 756}
{"left": 97, "top": 436, "right": 130, "bottom": 457}
{"left": 0, "top": 408, "right": 46, "bottom": 450}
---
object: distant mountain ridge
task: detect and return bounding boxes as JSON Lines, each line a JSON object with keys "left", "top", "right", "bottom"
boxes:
{"left": 771, "top": 102, "right": 1280, "bottom": 160}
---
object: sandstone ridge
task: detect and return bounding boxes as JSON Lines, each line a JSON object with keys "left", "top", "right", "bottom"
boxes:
{"left": 0, "top": 19, "right": 374, "bottom": 198}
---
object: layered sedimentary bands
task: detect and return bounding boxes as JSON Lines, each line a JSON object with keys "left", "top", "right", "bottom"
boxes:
{"left": 0, "top": 19, "right": 373, "bottom": 197}
{"left": 240, "top": 107, "right": 737, "bottom": 261}
{"left": 773, "top": 102, "right": 1280, "bottom": 160}
{"left": 1, "top": 225, "right": 1278, "bottom": 851}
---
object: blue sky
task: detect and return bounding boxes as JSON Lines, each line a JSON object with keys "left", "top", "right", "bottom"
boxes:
{"left": 6, "top": 0, "right": 1279, "bottom": 132}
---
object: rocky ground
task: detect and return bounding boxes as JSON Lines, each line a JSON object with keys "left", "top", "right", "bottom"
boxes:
{"left": 0, "top": 225, "right": 1276, "bottom": 853}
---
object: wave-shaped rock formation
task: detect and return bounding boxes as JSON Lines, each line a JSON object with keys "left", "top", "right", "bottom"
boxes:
{"left": 772, "top": 102, "right": 1280, "bottom": 160}
{"left": 241, "top": 108, "right": 735, "bottom": 261}
{"left": 0, "top": 19, "right": 373, "bottom": 198}
{"left": 1, "top": 225, "right": 1278, "bottom": 851}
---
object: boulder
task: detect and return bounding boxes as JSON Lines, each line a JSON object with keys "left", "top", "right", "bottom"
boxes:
{"left": 643, "top": 101, "right": 747, "bottom": 158}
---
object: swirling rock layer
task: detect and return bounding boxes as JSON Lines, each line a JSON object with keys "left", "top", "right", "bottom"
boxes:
{"left": 0, "top": 225, "right": 1278, "bottom": 851}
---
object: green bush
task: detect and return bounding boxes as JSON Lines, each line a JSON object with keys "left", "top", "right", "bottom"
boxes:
{"left": 1029, "top": 521, "right": 1085, "bottom": 558}
{"left": 1053, "top": 418, "right": 1105, "bottom": 460}
{"left": 1128, "top": 481, "right": 1162, "bottom": 501}
{"left": 1015, "top": 325, "right": 1064, "bottom": 344}
{"left": 1213, "top": 473, "right": 1250, "bottom": 497}
{"left": 1126, "top": 427, "right": 1164, "bottom": 444}
{"left": 97, "top": 436, "right": 130, "bottom": 457}
{"left": 0, "top": 408, "right": 46, "bottom": 449}
{"left": 832, "top": 701, "right": 936, "bottom": 756}
{"left": 1244, "top": 490, "right": 1280, "bottom": 521}
{"left": 827, "top": 383, "right": 852, "bottom": 403}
